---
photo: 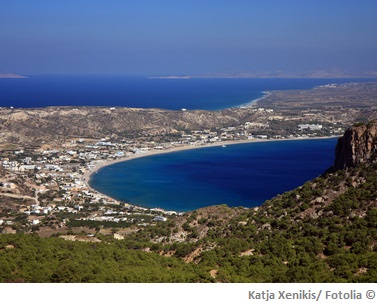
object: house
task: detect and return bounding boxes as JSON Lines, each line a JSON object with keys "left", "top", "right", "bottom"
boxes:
{"left": 154, "top": 216, "right": 167, "bottom": 222}
{"left": 257, "top": 135, "right": 268, "bottom": 139}
{"left": 114, "top": 233, "right": 124, "bottom": 240}
{"left": 20, "top": 165, "right": 36, "bottom": 171}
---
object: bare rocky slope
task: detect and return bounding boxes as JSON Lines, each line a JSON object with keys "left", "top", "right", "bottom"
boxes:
{"left": 0, "top": 107, "right": 253, "bottom": 147}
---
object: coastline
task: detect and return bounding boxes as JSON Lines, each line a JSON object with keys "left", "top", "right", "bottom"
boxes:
{"left": 236, "top": 91, "right": 271, "bottom": 108}
{"left": 83, "top": 136, "right": 339, "bottom": 207}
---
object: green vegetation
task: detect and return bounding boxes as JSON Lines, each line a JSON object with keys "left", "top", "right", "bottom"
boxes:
{"left": 0, "top": 234, "right": 211, "bottom": 282}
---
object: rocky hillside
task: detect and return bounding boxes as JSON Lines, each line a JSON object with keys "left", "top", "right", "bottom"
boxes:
{"left": 0, "top": 107, "right": 255, "bottom": 147}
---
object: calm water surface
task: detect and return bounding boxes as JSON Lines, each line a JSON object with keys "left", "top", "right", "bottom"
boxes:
{"left": 90, "top": 138, "right": 338, "bottom": 211}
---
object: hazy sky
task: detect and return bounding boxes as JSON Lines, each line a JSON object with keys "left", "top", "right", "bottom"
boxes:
{"left": 1, "top": 0, "right": 377, "bottom": 75}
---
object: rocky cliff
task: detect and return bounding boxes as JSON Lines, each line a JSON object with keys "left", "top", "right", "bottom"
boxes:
{"left": 333, "top": 120, "right": 377, "bottom": 170}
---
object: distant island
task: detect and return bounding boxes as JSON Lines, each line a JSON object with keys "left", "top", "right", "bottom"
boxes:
{"left": 151, "top": 70, "right": 377, "bottom": 79}
{"left": 147, "top": 76, "right": 192, "bottom": 79}
{"left": 0, "top": 73, "right": 27, "bottom": 79}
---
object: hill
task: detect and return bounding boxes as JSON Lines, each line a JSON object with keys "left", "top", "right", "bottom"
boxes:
{"left": 0, "top": 121, "right": 376, "bottom": 282}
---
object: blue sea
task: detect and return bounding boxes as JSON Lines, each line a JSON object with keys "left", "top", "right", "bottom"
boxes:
{"left": 0, "top": 75, "right": 375, "bottom": 110}
{"left": 90, "top": 138, "right": 338, "bottom": 212}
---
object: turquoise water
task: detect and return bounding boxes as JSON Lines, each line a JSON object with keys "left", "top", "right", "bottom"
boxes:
{"left": 90, "top": 138, "right": 338, "bottom": 211}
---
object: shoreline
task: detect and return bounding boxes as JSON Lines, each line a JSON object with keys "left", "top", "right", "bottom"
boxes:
{"left": 83, "top": 136, "right": 339, "bottom": 208}
{"left": 236, "top": 91, "right": 271, "bottom": 108}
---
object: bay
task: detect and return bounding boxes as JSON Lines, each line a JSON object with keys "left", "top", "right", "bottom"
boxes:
{"left": 90, "top": 138, "right": 338, "bottom": 212}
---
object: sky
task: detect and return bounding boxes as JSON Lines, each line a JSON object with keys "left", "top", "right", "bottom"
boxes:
{"left": 1, "top": 0, "right": 377, "bottom": 76}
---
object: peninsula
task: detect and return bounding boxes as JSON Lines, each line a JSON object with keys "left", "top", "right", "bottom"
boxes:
{"left": 0, "top": 73, "right": 27, "bottom": 79}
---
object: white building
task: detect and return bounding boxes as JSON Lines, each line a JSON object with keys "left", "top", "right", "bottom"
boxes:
{"left": 154, "top": 216, "right": 167, "bottom": 222}
{"left": 298, "top": 124, "right": 323, "bottom": 131}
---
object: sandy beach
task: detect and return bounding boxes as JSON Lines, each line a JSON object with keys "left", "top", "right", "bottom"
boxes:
{"left": 82, "top": 136, "right": 338, "bottom": 195}
{"left": 237, "top": 91, "right": 272, "bottom": 108}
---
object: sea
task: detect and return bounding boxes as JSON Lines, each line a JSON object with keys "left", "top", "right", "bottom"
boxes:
{"left": 0, "top": 75, "right": 372, "bottom": 211}
{"left": 1, "top": 75, "right": 375, "bottom": 110}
